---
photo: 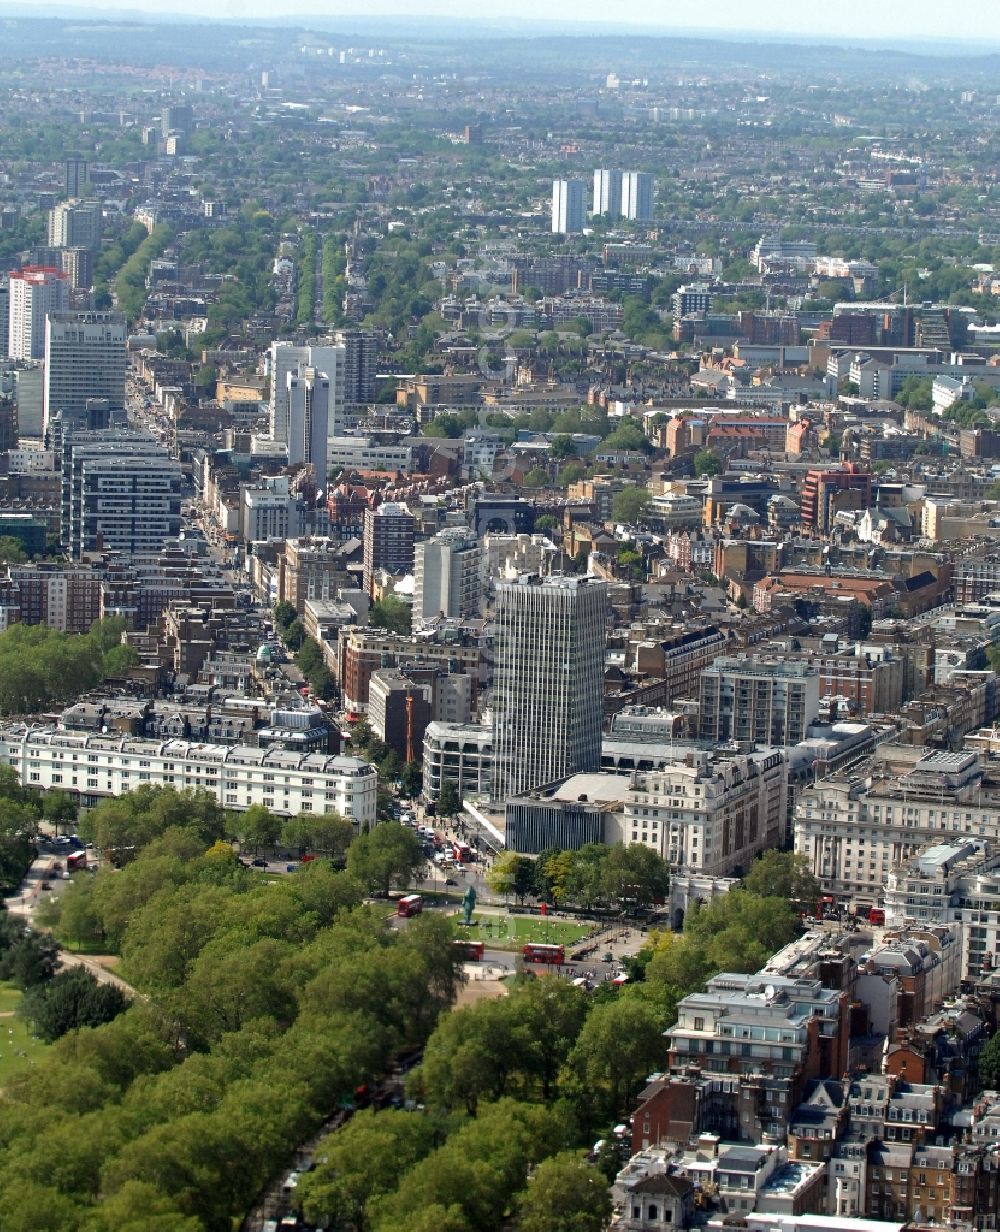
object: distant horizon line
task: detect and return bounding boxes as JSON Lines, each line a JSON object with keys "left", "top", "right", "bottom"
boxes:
{"left": 2, "top": 3, "right": 1000, "bottom": 54}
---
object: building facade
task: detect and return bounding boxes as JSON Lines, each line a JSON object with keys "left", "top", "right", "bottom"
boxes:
{"left": 700, "top": 657, "right": 821, "bottom": 746}
{"left": 623, "top": 748, "right": 786, "bottom": 882}
{"left": 885, "top": 841, "right": 1000, "bottom": 980}
{"left": 593, "top": 168, "right": 622, "bottom": 217}
{"left": 422, "top": 720, "right": 493, "bottom": 801}
{"left": 268, "top": 340, "right": 344, "bottom": 447}
{"left": 47, "top": 200, "right": 102, "bottom": 251}
{"left": 412, "top": 526, "right": 482, "bottom": 628}
{"left": 794, "top": 751, "right": 1000, "bottom": 906}
{"left": 286, "top": 366, "right": 330, "bottom": 471}
{"left": 7, "top": 267, "right": 69, "bottom": 361}
{"left": 61, "top": 431, "right": 182, "bottom": 558}
{"left": 552, "top": 178, "right": 586, "bottom": 235}
{"left": 333, "top": 328, "right": 378, "bottom": 406}
{"left": 491, "top": 574, "right": 607, "bottom": 800}
{"left": 621, "top": 171, "right": 655, "bottom": 221}
{"left": 0, "top": 723, "right": 376, "bottom": 823}
{"left": 43, "top": 311, "right": 126, "bottom": 437}
{"left": 362, "top": 502, "right": 415, "bottom": 595}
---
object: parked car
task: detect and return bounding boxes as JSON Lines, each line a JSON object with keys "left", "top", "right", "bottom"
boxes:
{"left": 251, "top": 857, "right": 267, "bottom": 868}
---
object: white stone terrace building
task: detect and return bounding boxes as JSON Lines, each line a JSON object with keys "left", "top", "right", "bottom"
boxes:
{"left": 0, "top": 723, "right": 377, "bottom": 826}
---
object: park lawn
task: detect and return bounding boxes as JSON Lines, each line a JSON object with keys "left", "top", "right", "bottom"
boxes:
{"left": 462, "top": 914, "right": 593, "bottom": 949}
{"left": 0, "top": 982, "right": 50, "bottom": 1085}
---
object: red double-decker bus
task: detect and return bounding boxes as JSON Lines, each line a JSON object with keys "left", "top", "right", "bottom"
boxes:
{"left": 397, "top": 894, "right": 423, "bottom": 918}
{"left": 452, "top": 841, "right": 473, "bottom": 863}
{"left": 522, "top": 943, "right": 564, "bottom": 964}
{"left": 66, "top": 850, "right": 87, "bottom": 873}
{"left": 453, "top": 939, "right": 485, "bottom": 961}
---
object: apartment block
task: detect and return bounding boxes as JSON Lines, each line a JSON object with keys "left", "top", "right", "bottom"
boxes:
{"left": 666, "top": 972, "right": 849, "bottom": 1142}
{"left": 412, "top": 526, "right": 481, "bottom": 628}
{"left": 885, "top": 841, "right": 1000, "bottom": 980}
{"left": 61, "top": 431, "right": 182, "bottom": 559}
{"left": 700, "top": 656, "right": 820, "bottom": 746}
{"left": 7, "top": 267, "right": 68, "bottom": 361}
{"left": 0, "top": 723, "right": 377, "bottom": 823}
{"left": 362, "top": 502, "right": 414, "bottom": 596}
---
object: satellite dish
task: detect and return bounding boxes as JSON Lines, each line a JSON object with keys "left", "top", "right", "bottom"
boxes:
{"left": 764, "top": 984, "right": 776, "bottom": 1000}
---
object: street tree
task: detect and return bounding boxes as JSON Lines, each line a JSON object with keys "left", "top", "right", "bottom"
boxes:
{"left": 437, "top": 782, "right": 461, "bottom": 820}
{"left": 273, "top": 601, "right": 297, "bottom": 631}
{"left": 297, "top": 1110, "right": 437, "bottom": 1232}
{"left": 601, "top": 843, "right": 670, "bottom": 911}
{"left": 44, "top": 789, "right": 78, "bottom": 833}
{"left": 400, "top": 761, "right": 423, "bottom": 798}
{"left": 283, "top": 811, "right": 355, "bottom": 860}
{"left": 485, "top": 851, "right": 518, "bottom": 900}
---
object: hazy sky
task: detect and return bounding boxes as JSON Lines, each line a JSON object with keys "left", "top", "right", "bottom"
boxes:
{"left": 23, "top": 0, "right": 1000, "bottom": 43}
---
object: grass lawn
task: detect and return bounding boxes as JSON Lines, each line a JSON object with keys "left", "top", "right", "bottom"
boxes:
{"left": 461, "top": 914, "right": 594, "bottom": 949}
{"left": 0, "top": 983, "right": 50, "bottom": 1085}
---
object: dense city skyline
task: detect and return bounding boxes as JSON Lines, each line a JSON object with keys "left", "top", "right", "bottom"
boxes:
{"left": 5, "top": 7, "right": 1000, "bottom": 1230}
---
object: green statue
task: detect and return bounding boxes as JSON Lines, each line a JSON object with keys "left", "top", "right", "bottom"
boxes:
{"left": 462, "top": 884, "right": 477, "bottom": 926}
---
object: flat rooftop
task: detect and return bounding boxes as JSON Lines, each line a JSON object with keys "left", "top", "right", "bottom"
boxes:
{"left": 550, "top": 773, "right": 633, "bottom": 805}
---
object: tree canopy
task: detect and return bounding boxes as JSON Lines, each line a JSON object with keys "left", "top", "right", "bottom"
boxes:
{"left": 693, "top": 448, "right": 723, "bottom": 476}
{"left": 4, "top": 813, "right": 462, "bottom": 1230}
{"left": 611, "top": 486, "right": 651, "bottom": 524}
{"left": 0, "top": 618, "right": 138, "bottom": 716}
{"left": 346, "top": 822, "right": 424, "bottom": 896}
{"left": 369, "top": 595, "right": 412, "bottom": 635}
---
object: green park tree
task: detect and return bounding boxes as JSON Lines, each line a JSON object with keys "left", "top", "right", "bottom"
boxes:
{"left": 514, "top": 1151, "right": 611, "bottom": 1232}
{"left": 566, "top": 997, "right": 667, "bottom": 1126}
{"left": 346, "top": 822, "right": 424, "bottom": 897}
{"left": 21, "top": 966, "right": 129, "bottom": 1043}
